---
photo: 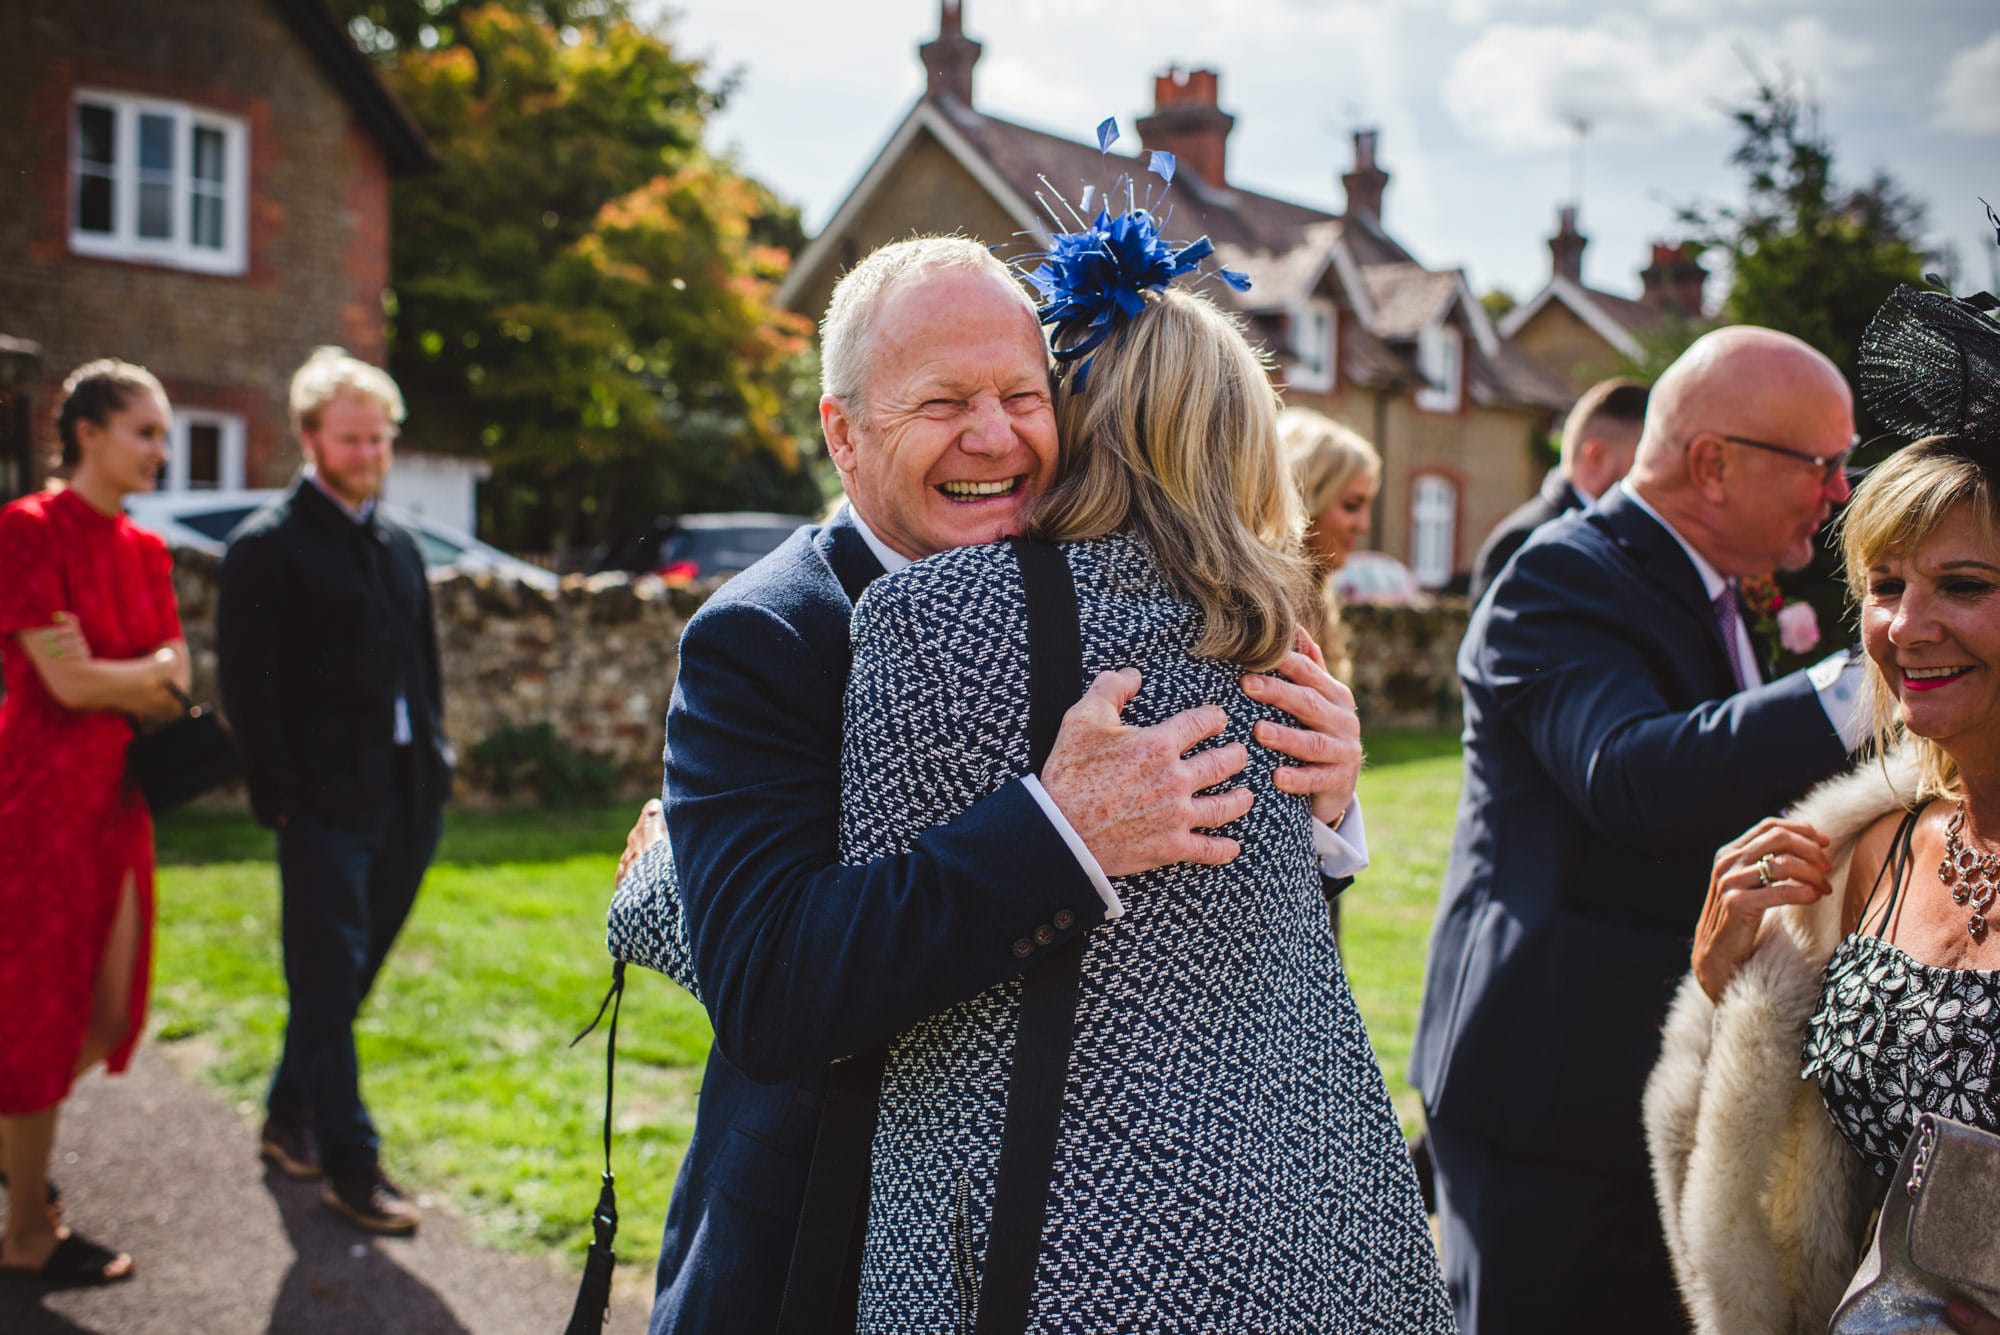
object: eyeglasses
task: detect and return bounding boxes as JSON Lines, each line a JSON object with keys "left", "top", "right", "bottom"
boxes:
{"left": 1714, "top": 432, "right": 1859, "bottom": 483}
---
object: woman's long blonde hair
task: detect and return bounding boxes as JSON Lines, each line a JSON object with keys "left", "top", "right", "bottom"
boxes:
{"left": 1839, "top": 437, "right": 2000, "bottom": 803}
{"left": 1027, "top": 288, "right": 1315, "bottom": 671}
{"left": 1278, "top": 408, "right": 1379, "bottom": 678}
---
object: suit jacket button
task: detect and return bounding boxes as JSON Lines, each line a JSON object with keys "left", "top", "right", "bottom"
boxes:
{"left": 1052, "top": 909, "right": 1075, "bottom": 930}
{"left": 1033, "top": 925, "right": 1056, "bottom": 946}
{"left": 1012, "top": 938, "right": 1034, "bottom": 959}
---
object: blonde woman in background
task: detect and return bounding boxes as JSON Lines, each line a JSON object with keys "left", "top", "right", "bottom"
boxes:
{"left": 1279, "top": 407, "right": 1379, "bottom": 682}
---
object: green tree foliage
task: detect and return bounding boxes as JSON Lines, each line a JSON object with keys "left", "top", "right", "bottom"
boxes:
{"left": 1672, "top": 74, "right": 1934, "bottom": 409}
{"left": 346, "top": 2, "right": 821, "bottom": 551}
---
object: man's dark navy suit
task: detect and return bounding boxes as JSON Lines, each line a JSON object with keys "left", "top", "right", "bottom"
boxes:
{"left": 1409, "top": 487, "right": 1854, "bottom": 1332}
{"left": 1467, "top": 467, "right": 1581, "bottom": 605}
{"left": 650, "top": 511, "right": 1106, "bottom": 1335}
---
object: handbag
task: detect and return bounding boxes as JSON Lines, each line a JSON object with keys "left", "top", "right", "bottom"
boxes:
{"left": 1828, "top": 1113, "right": 2000, "bottom": 1333}
{"left": 126, "top": 682, "right": 244, "bottom": 813}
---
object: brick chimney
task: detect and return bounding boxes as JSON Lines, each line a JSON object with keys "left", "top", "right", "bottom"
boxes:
{"left": 919, "top": 0, "right": 982, "bottom": 107}
{"left": 1342, "top": 130, "right": 1390, "bottom": 225}
{"left": 1640, "top": 243, "right": 1706, "bottom": 318}
{"left": 1136, "top": 67, "right": 1235, "bottom": 189}
{"left": 1549, "top": 205, "right": 1586, "bottom": 284}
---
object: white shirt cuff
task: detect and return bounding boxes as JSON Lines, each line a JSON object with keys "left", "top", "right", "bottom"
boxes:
{"left": 1314, "top": 796, "right": 1369, "bottom": 878}
{"left": 1805, "top": 649, "right": 1870, "bottom": 753}
{"left": 1021, "top": 774, "right": 1125, "bottom": 919}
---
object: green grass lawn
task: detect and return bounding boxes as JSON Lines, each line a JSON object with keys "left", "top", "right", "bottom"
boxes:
{"left": 150, "top": 730, "right": 1463, "bottom": 1262}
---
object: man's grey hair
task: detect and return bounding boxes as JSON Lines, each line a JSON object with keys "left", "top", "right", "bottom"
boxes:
{"left": 819, "top": 236, "right": 1030, "bottom": 413}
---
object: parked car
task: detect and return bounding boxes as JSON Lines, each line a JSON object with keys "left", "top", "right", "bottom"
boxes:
{"left": 124, "top": 488, "right": 560, "bottom": 590}
{"left": 590, "top": 511, "right": 815, "bottom": 584}
{"left": 1331, "top": 550, "right": 1430, "bottom": 607}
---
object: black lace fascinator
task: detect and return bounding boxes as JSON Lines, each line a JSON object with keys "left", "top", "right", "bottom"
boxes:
{"left": 1857, "top": 201, "right": 2000, "bottom": 450}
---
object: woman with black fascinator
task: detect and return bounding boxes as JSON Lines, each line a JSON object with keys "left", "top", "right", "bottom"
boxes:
{"left": 1644, "top": 214, "right": 2000, "bottom": 1334}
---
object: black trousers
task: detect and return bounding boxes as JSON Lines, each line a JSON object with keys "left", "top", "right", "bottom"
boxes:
{"left": 1427, "top": 1112, "right": 1690, "bottom": 1335}
{"left": 268, "top": 753, "right": 441, "bottom": 1178}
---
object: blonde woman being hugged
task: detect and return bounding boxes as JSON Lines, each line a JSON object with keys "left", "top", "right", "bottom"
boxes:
{"left": 836, "top": 185, "right": 1448, "bottom": 1328}
{"left": 1279, "top": 407, "right": 1379, "bottom": 683}
{"left": 1645, "top": 278, "right": 2000, "bottom": 1335}
{"left": 0, "top": 361, "right": 189, "bottom": 1286}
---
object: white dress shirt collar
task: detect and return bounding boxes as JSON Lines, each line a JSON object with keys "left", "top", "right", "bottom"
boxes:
{"left": 306, "top": 471, "right": 377, "bottom": 526}
{"left": 1618, "top": 480, "right": 1728, "bottom": 603}
{"left": 847, "top": 504, "right": 912, "bottom": 576}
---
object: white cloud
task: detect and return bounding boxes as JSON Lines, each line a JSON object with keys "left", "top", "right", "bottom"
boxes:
{"left": 1442, "top": 16, "right": 1874, "bottom": 151}
{"left": 1935, "top": 33, "right": 2000, "bottom": 135}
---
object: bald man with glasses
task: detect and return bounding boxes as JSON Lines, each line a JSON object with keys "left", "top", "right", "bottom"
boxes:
{"left": 1411, "top": 326, "right": 1871, "bottom": 1333}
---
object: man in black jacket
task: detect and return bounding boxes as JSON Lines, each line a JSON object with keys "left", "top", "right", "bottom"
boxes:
{"left": 1467, "top": 376, "right": 1648, "bottom": 603}
{"left": 216, "top": 347, "right": 450, "bottom": 1236}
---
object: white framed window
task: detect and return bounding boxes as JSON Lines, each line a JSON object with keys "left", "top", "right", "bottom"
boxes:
{"left": 1411, "top": 473, "right": 1457, "bottom": 588}
{"left": 163, "top": 410, "right": 246, "bottom": 491}
{"left": 1415, "top": 324, "right": 1462, "bottom": 412}
{"left": 1288, "top": 299, "right": 1337, "bottom": 393}
{"left": 71, "top": 91, "right": 248, "bottom": 275}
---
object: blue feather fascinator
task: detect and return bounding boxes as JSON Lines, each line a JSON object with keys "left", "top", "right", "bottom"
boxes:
{"left": 1018, "top": 117, "right": 1251, "bottom": 386}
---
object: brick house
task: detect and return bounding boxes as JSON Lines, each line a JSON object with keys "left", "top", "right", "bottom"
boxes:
{"left": 1499, "top": 204, "right": 1709, "bottom": 393}
{"left": 779, "top": 2, "right": 1572, "bottom": 588}
{"left": 0, "top": 0, "right": 437, "bottom": 505}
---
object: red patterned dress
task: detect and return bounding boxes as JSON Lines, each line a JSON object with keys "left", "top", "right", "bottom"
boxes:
{"left": 0, "top": 486, "right": 179, "bottom": 1115}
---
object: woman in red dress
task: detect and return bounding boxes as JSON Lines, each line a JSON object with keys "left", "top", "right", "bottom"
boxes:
{"left": 0, "top": 361, "right": 189, "bottom": 1285}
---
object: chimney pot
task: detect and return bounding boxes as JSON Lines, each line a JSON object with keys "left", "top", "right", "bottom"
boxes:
{"left": 1640, "top": 242, "right": 1707, "bottom": 319}
{"left": 1137, "top": 66, "right": 1234, "bottom": 188}
{"left": 1342, "top": 129, "right": 1390, "bottom": 224}
{"left": 1548, "top": 204, "right": 1587, "bottom": 284}
{"left": 920, "top": 0, "right": 982, "bottom": 106}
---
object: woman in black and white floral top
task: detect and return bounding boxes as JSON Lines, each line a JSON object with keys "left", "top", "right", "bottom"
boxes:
{"left": 1643, "top": 275, "right": 2000, "bottom": 1335}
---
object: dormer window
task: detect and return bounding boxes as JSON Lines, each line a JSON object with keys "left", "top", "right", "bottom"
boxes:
{"left": 71, "top": 92, "right": 248, "bottom": 275}
{"left": 1288, "top": 299, "right": 1336, "bottom": 393}
{"left": 1415, "top": 324, "right": 1462, "bottom": 412}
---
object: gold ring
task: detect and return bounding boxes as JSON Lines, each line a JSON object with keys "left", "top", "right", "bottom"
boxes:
{"left": 1757, "top": 854, "right": 1777, "bottom": 886}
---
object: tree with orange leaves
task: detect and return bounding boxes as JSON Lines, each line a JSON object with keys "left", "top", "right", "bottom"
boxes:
{"left": 347, "top": 2, "right": 821, "bottom": 551}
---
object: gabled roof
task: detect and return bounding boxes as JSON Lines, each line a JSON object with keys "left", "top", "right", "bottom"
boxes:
{"left": 782, "top": 92, "right": 1560, "bottom": 414}
{"left": 274, "top": 0, "right": 437, "bottom": 175}
{"left": 1496, "top": 273, "right": 1678, "bottom": 362}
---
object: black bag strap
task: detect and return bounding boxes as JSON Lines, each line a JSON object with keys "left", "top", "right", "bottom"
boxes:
{"left": 777, "top": 537, "right": 1084, "bottom": 1335}
{"left": 565, "top": 961, "right": 625, "bottom": 1335}
{"left": 973, "top": 538, "right": 1085, "bottom": 1335}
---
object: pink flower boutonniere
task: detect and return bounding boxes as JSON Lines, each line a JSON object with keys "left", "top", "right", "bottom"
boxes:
{"left": 1739, "top": 575, "right": 1822, "bottom": 670}
{"left": 1777, "top": 601, "right": 1822, "bottom": 655}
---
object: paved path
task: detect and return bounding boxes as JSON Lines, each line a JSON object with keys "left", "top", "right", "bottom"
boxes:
{"left": 0, "top": 1048, "right": 658, "bottom": 1334}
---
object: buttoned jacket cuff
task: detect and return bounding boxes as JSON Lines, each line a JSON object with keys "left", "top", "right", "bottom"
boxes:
{"left": 1314, "top": 796, "right": 1369, "bottom": 878}
{"left": 1805, "top": 649, "right": 1869, "bottom": 753}
{"left": 1022, "top": 774, "right": 1125, "bottom": 919}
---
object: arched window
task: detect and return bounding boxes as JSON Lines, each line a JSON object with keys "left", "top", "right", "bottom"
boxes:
{"left": 1410, "top": 473, "right": 1457, "bottom": 588}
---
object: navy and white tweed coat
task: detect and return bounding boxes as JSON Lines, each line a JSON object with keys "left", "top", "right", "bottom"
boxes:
{"left": 842, "top": 531, "right": 1453, "bottom": 1334}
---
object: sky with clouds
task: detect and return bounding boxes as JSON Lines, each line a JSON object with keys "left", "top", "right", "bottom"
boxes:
{"left": 656, "top": 0, "right": 1999, "bottom": 304}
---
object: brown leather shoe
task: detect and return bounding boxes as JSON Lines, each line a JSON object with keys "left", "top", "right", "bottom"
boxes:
{"left": 258, "top": 1118, "right": 322, "bottom": 1181}
{"left": 319, "top": 1168, "right": 420, "bottom": 1236}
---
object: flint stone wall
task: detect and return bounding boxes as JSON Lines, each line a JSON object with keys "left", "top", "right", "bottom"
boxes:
{"left": 162, "top": 550, "right": 1467, "bottom": 802}
{"left": 1344, "top": 600, "right": 1470, "bottom": 734}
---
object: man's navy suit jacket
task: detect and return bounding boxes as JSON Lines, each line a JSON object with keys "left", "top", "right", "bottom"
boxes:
{"left": 650, "top": 511, "right": 1105, "bottom": 1335}
{"left": 1409, "top": 487, "right": 1852, "bottom": 1181}
{"left": 1468, "top": 468, "right": 1581, "bottom": 606}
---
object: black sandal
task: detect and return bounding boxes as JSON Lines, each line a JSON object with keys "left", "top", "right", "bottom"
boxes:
{"left": 0, "top": 1170, "right": 62, "bottom": 1211}
{"left": 0, "top": 1232, "right": 133, "bottom": 1287}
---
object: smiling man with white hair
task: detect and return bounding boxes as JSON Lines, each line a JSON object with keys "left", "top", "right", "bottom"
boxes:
{"left": 611, "top": 235, "right": 1371, "bottom": 1335}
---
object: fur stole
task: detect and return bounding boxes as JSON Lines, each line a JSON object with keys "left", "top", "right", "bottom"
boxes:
{"left": 1643, "top": 749, "right": 1921, "bottom": 1334}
